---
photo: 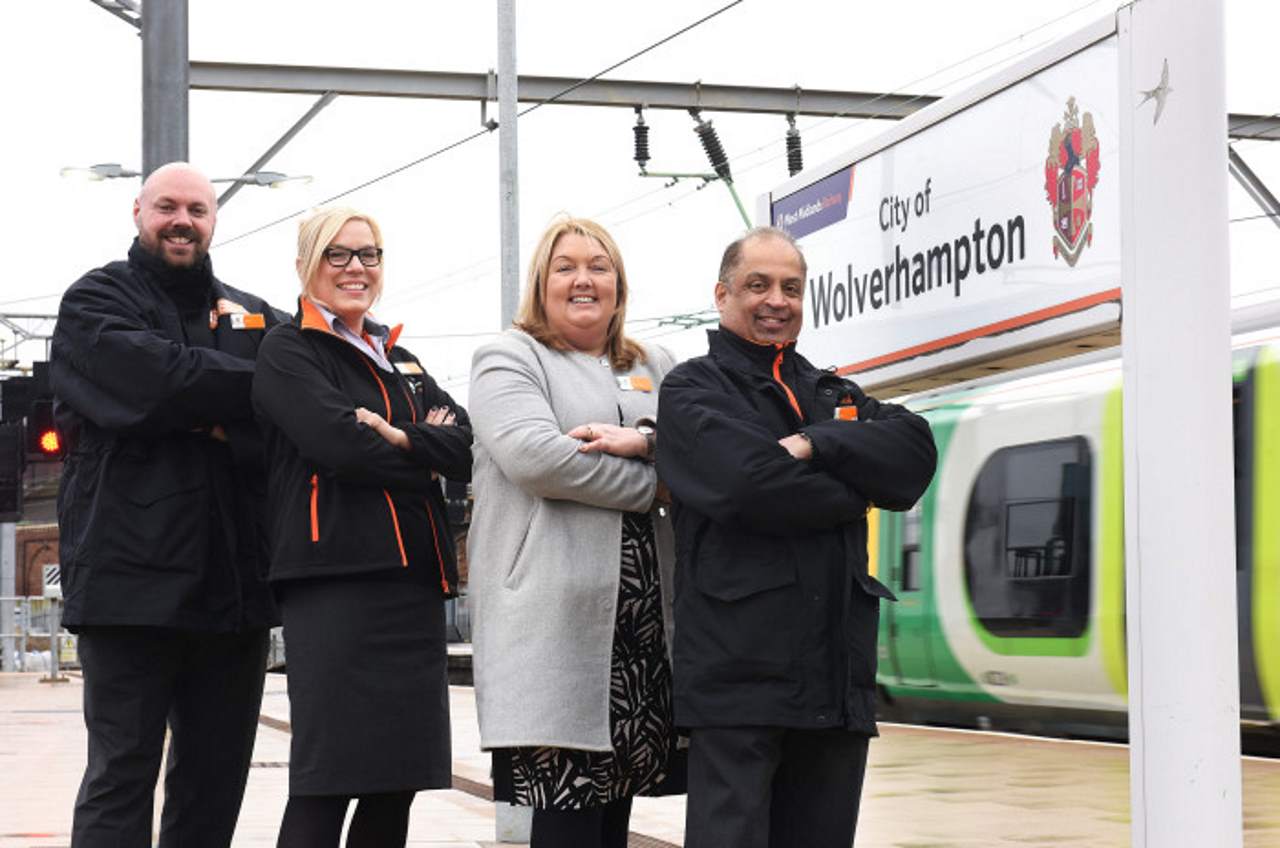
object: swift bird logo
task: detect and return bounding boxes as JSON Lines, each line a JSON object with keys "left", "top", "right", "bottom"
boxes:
{"left": 1137, "top": 58, "right": 1173, "bottom": 125}
{"left": 1044, "top": 97, "right": 1101, "bottom": 267}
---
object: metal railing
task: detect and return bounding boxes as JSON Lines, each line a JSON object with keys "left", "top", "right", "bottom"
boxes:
{"left": 0, "top": 595, "right": 75, "bottom": 678}
{"left": 0, "top": 593, "right": 468, "bottom": 678}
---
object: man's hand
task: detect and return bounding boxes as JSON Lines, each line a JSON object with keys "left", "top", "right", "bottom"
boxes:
{"left": 355, "top": 406, "right": 410, "bottom": 451}
{"left": 567, "top": 422, "right": 649, "bottom": 458}
{"left": 778, "top": 433, "right": 813, "bottom": 461}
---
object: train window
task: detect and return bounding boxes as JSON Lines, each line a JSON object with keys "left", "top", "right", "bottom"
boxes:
{"left": 901, "top": 504, "right": 922, "bottom": 592}
{"left": 1005, "top": 499, "right": 1074, "bottom": 578}
{"left": 964, "top": 437, "right": 1092, "bottom": 638}
{"left": 902, "top": 548, "right": 921, "bottom": 592}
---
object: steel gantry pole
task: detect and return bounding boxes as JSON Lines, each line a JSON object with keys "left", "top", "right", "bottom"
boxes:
{"left": 142, "top": 0, "right": 189, "bottom": 175}
{"left": 493, "top": 0, "right": 529, "bottom": 841}
{"left": 497, "top": 0, "right": 520, "bottom": 331}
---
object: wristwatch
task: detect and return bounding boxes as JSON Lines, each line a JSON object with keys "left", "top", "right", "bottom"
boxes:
{"left": 636, "top": 424, "right": 657, "bottom": 461}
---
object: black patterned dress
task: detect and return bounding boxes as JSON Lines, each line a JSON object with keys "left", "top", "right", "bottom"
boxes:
{"left": 493, "top": 512, "right": 674, "bottom": 809}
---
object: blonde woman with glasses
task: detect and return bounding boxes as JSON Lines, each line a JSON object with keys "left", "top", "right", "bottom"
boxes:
{"left": 253, "top": 207, "right": 472, "bottom": 847}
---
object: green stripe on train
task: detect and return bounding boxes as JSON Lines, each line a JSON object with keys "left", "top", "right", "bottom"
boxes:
{"left": 1100, "top": 388, "right": 1127, "bottom": 696}
{"left": 879, "top": 402, "right": 994, "bottom": 702}
{"left": 1253, "top": 347, "right": 1280, "bottom": 720}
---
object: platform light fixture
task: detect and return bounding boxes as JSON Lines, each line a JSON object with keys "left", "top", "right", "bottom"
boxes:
{"left": 59, "top": 164, "right": 311, "bottom": 189}
{"left": 59, "top": 163, "right": 141, "bottom": 181}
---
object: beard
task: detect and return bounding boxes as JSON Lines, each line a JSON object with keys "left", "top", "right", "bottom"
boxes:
{"left": 141, "top": 226, "right": 210, "bottom": 269}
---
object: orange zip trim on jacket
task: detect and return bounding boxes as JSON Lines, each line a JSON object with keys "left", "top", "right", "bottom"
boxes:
{"left": 357, "top": 356, "right": 393, "bottom": 422}
{"left": 399, "top": 384, "right": 418, "bottom": 423}
{"left": 771, "top": 346, "right": 804, "bottom": 420}
{"left": 383, "top": 490, "right": 409, "bottom": 567}
{"left": 299, "top": 298, "right": 415, "bottom": 569}
{"left": 349, "top": 342, "right": 413, "bottom": 568}
{"left": 424, "top": 499, "right": 450, "bottom": 594}
{"left": 309, "top": 474, "right": 320, "bottom": 542}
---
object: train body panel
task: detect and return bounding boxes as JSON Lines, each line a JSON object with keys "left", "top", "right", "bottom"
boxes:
{"left": 1252, "top": 347, "right": 1280, "bottom": 721}
{"left": 874, "top": 343, "right": 1280, "bottom": 735}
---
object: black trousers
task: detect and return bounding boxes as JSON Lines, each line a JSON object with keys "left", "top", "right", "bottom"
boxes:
{"left": 71, "top": 625, "right": 270, "bottom": 848}
{"left": 684, "top": 726, "right": 870, "bottom": 848}
{"left": 530, "top": 795, "right": 633, "bottom": 848}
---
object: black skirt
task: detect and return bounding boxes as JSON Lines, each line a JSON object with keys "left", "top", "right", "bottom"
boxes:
{"left": 279, "top": 568, "right": 452, "bottom": 796}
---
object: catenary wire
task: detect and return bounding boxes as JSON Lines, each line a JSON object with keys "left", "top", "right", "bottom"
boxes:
{"left": 379, "top": 3, "right": 1158, "bottom": 352}
{"left": 213, "top": 0, "right": 743, "bottom": 250}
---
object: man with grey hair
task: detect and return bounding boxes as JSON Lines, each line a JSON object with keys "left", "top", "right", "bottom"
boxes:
{"left": 657, "top": 227, "right": 936, "bottom": 847}
{"left": 52, "top": 162, "right": 284, "bottom": 847}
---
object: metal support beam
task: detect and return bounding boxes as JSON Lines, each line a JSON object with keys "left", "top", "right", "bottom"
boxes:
{"left": 189, "top": 61, "right": 1280, "bottom": 138}
{"left": 0, "top": 315, "right": 58, "bottom": 363}
{"left": 497, "top": 0, "right": 520, "bottom": 331}
{"left": 142, "top": 0, "right": 189, "bottom": 176}
{"left": 190, "top": 62, "right": 935, "bottom": 120}
{"left": 88, "top": 0, "right": 141, "bottom": 29}
{"left": 218, "top": 92, "right": 338, "bottom": 208}
{"left": 1, "top": 523, "right": 14, "bottom": 670}
{"left": 1229, "top": 113, "right": 1280, "bottom": 142}
{"left": 1229, "top": 146, "right": 1280, "bottom": 230}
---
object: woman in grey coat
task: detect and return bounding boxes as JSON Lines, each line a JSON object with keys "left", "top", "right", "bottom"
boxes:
{"left": 468, "top": 216, "right": 678, "bottom": 848}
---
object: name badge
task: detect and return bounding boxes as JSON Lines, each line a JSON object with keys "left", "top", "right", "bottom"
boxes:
{"left": 834, "top": 405, "right": 858, "bottom": 421}
{"left": 230, "top": 313, "right": 266, "bottom": 330}
{"left": 395, "top": 361, "right": 424, "bottom": 375}
{"left": 617, "top": 375, "right": 653, "bottom": 392}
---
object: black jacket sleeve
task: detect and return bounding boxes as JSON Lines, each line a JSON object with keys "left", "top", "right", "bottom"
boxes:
{"left": 252, "top": 328, "right": 439, "bottom": 493}
{"left": 51, "top": 274, "right": 256, "bottom": 436}
{"left": 801, "top": 383, "right": 937, "bottom": 511}
{"left": 656, "top": 364, "right": 867, "bottom": 535}
{"left": 401, "top": 368, "right": 474, "bottom": 482}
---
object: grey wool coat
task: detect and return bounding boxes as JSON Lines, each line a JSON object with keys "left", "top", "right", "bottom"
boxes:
{"left": 468, "top": 329, "right": 677, "bottom": 751}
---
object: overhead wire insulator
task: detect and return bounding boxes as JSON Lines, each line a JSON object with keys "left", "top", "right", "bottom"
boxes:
{"left": 786, "top": 113, "right": 803, "bottom": 177}
{"left": 690, "top": 109, "right": 732, "bottom": 183}
{"left": 633, "top": 107, "right": 650, "bottom": 171}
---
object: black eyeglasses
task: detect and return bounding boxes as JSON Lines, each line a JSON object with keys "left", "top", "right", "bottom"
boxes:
{"left": 323, "top": 246, "right": 383, "bottom": 268}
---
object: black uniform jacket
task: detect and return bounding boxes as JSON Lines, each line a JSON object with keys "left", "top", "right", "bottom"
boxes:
{"left": 52, "top": 240, "right": 285, "bottom": 632}
{"left": 656, "top": 328, "right": 937, "bottom": 734}
{"left": 251, "top": 298, "right": 472, "bottom": 595}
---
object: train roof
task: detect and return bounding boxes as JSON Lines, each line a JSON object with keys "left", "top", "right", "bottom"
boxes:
{"left": 897, "top": 300, "right": 1280, "bottom": 413}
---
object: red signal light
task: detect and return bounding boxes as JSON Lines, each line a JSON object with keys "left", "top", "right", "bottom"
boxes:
{"left": 38, "top": 429, "right": 59, "bottom": 455}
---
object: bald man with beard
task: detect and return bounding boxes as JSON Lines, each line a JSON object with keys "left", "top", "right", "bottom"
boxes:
{"left": 51, "top": 162, "right": 286, "bottom": 848}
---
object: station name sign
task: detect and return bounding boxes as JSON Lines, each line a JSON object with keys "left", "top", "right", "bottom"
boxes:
{"left": 769, "top": 36, "right": 1121, "bottom": 378}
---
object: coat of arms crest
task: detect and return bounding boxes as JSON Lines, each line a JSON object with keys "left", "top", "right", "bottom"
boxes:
{"left": 1044, "top": 97, "right": 1100, "bottom": 267}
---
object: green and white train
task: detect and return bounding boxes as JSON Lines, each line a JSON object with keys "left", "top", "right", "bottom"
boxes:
{"left": 870, "top": 337, "right": 1280, "bottom": 737}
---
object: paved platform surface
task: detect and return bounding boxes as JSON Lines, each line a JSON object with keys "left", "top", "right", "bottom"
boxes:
{"left": 4, "top": 671, "right": 1280, "bottom": 846}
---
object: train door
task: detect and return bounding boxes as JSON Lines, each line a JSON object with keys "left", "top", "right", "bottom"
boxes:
{"left": 885, "top": 503, "right": 937, "bottom": 686}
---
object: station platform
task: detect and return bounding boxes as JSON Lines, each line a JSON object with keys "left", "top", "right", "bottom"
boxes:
{"left": 4, "top": 671, "right": 1280, "bottom": 847}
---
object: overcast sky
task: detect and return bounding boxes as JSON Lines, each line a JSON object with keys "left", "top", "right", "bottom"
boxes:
{"left": 5, "top": 0, "right": 1278, "bottom": 401}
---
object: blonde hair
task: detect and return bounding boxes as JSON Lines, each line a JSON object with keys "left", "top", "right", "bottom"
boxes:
{"left": 514, "top": 215, "right": 645, "bottom": 370}
{"left": 296, "top": 207, "right": 384, "bottom": 300}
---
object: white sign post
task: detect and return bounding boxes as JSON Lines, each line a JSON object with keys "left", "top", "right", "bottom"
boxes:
{"left": 1118, "top": 1, "right": 1241, "bottom": 845}
{"left": 762, "top": 2, "right": 1242, "bottom": 845}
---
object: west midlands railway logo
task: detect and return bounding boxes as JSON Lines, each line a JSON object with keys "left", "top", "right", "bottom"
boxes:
{"left": 1043, "top": 97, "right": 1100, "bottom": 267}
